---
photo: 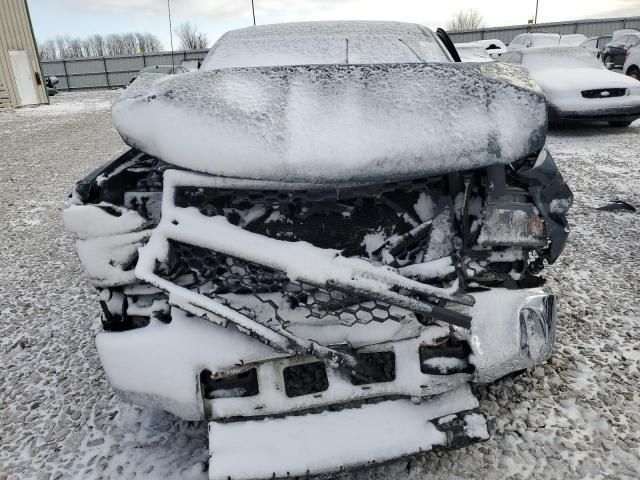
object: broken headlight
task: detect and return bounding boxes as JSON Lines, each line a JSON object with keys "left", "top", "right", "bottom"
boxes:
{"left": 477, "top": 198, "right": 547, "bottom": 248}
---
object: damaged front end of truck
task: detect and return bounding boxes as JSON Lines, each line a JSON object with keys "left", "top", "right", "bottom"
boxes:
{"left": 65, "top": 58, "right": 571, "bottom": 479}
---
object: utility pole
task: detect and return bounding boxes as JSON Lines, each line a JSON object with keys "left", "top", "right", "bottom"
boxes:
{"left": 252, "top": 0, "right": 256, "bottom": 26}
{"left": 534, "top": 0, "right": 539, "bottom": 24}
{"left": 167, "top": 0, "right": 175, "bottom": 68}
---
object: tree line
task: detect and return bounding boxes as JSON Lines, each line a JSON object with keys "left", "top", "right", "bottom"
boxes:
{"left": 38, "top": 22, "right": 210, "bottom": 60}
{"left": 38, "top": 32, "right": 163, "bottom": 60}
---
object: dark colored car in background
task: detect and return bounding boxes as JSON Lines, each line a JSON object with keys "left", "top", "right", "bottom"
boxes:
{"left": 45, "top": 75, "right": 59, "bottom": 96}
{"left": 603, "top": 32, "right": 640, "bottom": 69}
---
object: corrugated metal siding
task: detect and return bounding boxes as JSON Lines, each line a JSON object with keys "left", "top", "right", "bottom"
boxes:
{"left": 41, "top": 49, "right": 209, "bottom": 90}
{"left": 448, "top": 16, "right": 640, "bottom": 45}
{"left": 0, "top": 0, "right": 48, "bottom": 107}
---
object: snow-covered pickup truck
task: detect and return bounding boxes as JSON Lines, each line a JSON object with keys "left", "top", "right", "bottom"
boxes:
{"left": 64, "top": 21, "right": 572, "bottom": 479}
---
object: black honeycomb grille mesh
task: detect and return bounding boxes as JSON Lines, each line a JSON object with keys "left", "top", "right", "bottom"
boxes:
{"left": 157, "top": 240, "right": 415, "bottom": 325}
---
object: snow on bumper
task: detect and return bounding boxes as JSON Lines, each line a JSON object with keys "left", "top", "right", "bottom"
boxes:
{"left": 208, "top": 384, "right": 487, "bottom": 480}
{"left": 95, "top": 287, "right": 556, "bottom": 421}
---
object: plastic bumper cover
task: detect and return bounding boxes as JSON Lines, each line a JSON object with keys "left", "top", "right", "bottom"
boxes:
{"left": 95, "top": 287, "right": 557, "bottom": 421}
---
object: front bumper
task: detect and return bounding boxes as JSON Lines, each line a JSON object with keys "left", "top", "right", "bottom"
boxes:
{"left": 548, "top": 103, "right": 640, "bottom": 122}
{"left": 208, "top": 384, "right": 487, "bottom": 480}
{"left": 95, "top": 287, "right": 556, "bottom": 421}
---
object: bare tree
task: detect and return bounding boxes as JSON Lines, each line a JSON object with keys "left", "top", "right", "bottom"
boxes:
{"left": 175, "top": 22, "right": 209, "bottom": 50}
{"left": 90, "top": 34, "right": 106, "bottom": 57}
{"left": 447, "top": 9, "right": 485, "bottom": 31}
{"left": 144, "top": 33, "right": 162, "bottom": 52}
{"left": 105, "top": 33, "right": 125, "bottom": 55}
{"left": 54, "top": 35, "right": 71, "bottom": 58}
{"left": 38, "top": 31, "right": 163, "bottom": 59}
{"left": 38, "top": 38, "right": 57, "bottom": 61}
{"left": 122, "top": 32, "right": 138, "bottom": 53}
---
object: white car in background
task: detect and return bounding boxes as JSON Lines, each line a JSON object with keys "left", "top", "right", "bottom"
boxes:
{"left": 508, "top": 33, "right": 587, "bottom": 51}
{"left": 502, "top": 46, "right": 640, "bottom": 127}
{"left": 558, "top": 34, "right": 588, "bottom": 47}
{"left": 455, "top": 43, "right": 494, "bottom": 62}
{"left": 623, "top": 45, "right": 640, "bottom": 80}
{"left": 471, "top": 38, "right": 507, "bottom": 58}
{"left": 579, "top": 35, "right": 612, "bottom": 59}
{"left": 508, "top": 32, "right": 561, "bottom": 50}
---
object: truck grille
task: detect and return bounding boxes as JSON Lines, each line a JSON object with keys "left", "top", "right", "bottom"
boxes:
{"left": 173, "top": 177, "right": 447, "bottom": 261}
{"left": 158, "top": 239, "right": 417, "bottom": 326}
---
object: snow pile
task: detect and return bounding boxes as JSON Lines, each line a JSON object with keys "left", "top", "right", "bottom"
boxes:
{"left": 112, "top": 62, "right": 546, "bottom": 183}
{"left": 201, "top": 21, "right": 449, "bottom": 69}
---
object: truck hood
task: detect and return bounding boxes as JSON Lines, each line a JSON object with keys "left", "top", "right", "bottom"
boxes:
{"left": 113, "top": 62, "right": 547, "bottom": 183}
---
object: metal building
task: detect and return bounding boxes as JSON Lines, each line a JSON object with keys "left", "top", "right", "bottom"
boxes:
{"left": 0, "top": 0, "right": 48, "bottom": 108}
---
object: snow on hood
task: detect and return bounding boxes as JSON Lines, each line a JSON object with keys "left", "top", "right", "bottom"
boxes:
{"left": 522, "top": 47, "right": 640, "bottom": 92}
{"left": 112, "top": 62, "right": 546, "bottom": 183}
{"left": 533, "top": 67, "right": 640, "bottom": 93}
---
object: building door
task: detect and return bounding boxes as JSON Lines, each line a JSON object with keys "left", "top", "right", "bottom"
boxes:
{"left": 9, "top": 50, "right": 38, "bottom": 106}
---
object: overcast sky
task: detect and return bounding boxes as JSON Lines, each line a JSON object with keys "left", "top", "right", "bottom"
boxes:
{"left": 29, "top": 0, "right": 640, "bottom": 48}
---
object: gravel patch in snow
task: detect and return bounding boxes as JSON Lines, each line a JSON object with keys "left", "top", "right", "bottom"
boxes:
{"left": 1, "top": 90, "right": 639, "bottom": 479}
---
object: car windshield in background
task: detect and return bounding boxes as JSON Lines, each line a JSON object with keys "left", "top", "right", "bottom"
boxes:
{"left": 201, "top": 21, "right": 450, "bottom": 69}
{"left": 532, "top": 35, "right": 562, "bottom": 47}
{"left": 141, "top": 66, "right": 174, "bottom": 74}
{"left": 523, "top": 48, "right": 605, "bottom": 70}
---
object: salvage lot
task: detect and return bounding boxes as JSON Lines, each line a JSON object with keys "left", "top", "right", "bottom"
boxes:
{"left": 0, "top": 90, "right": 638, "bottom": 479}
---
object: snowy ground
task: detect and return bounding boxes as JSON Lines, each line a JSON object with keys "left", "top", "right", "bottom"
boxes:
{"left": 1, "top": 90, "right": 639, "bottom": 480}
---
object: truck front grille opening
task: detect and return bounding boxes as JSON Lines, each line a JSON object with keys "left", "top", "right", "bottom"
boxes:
{"left": 351, "top": 351, "right": 396, "bottom": 385}
{"left": 283, "top": 362, "right": 329, "bottom": 397}
{"left": 201, "top": 368, "right": 259, "bottom": 399}
{"left": 419, "top": 340, "right": 475, "bottom": 375}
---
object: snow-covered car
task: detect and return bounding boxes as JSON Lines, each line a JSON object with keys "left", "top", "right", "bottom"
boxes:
{"left": 508, "top": 32, "right": 561, "bottom": 50}
{"left": 558, "top": 33, "right": 588, "bottom": 47}
{"left": 603, "top": 31, "right": 640, "bottom": 70}
{"left": 623, "top": 45, "right": 640, "bottom": 80}
{"left": 508, "top": 33, "right": 586, "bottom": 51}
{"left": 65, "top": 21, "right": 572, "bottom": 479}
{"left": 502, "top": 46, "right": 640, "bottom": 127}
{"left": 454, "top": 42, "right": 494, "bottom": 62}
{"left": 579, "top": 35, "right": 611, "bottom": 59}
{"left": 463, "top": 38, "right": 507, "bottom": 58}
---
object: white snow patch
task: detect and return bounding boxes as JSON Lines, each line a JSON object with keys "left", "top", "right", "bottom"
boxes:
{"left": 414, "top": 192, "right": 436, "bottom": 222}
{"left": 463, "top": 413, "right": 489, "bottom": 439}
{"left": 423, "top": 356, "right": 469, "bottom": 373}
